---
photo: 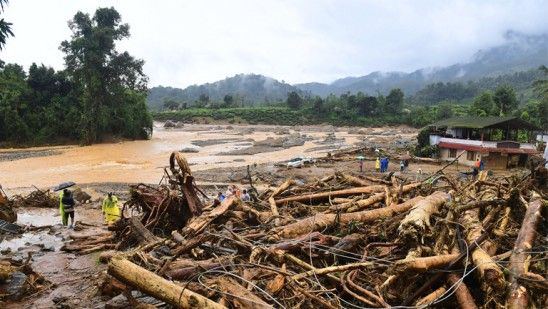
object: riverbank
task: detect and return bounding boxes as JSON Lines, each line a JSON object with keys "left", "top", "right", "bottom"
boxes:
{"left": 153, "top": 107, "right": 409, "bottom": 127}
{"left": 0, "top": 123, "right": 417, "bottom": 191}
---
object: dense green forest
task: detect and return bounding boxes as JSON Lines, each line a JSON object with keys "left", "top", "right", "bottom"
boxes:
{"left": 149, "top": 69, "right": 544, "bottom": 112}
{"left": 156, "top": 67, "right": 548, "bottom": 132}
{"left": 408, "top": 69, "right": 543, "bottom": 105}
{"left": 0, "top": 5, "right": 152, "bottom": 146}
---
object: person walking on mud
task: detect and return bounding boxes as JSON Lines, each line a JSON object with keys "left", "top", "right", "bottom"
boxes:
{"left": 59, "top": 189, "right": 75, "bottom": 228}
{"left": 102, "top": 192, "right": 121, "bottom": 225}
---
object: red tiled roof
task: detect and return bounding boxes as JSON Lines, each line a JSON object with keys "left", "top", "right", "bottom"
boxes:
{"left": 439, "top": 142, "right": 538, "bottom": 154}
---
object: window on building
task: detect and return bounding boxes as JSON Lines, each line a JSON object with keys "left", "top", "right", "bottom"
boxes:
{"left": 448, "top": 149, "right": 457, "bottom": 158}
{"left": 467, "top": 151, "right": 476, "bottom": 161}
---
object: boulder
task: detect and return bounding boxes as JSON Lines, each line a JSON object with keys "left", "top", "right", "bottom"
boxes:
{"left": 163, "top": 120, "right": 177, "bottom": 128}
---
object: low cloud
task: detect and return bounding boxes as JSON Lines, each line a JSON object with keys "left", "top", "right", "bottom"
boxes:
{"left": 1, "top": 0, "right": 547, "bottom": 87}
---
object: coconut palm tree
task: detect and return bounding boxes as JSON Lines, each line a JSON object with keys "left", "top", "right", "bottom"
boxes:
{"left": 0, "top": 0, "right": 14, "bottom": 50}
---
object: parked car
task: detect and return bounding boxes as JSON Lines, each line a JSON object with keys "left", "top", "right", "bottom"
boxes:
{"left": 287, "top": 157, "right": 315, "bottom": 168}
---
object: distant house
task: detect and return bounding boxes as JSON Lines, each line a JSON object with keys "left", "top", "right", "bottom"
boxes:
{"left": 427, "top": 116, "right": 540, "bottom": 169}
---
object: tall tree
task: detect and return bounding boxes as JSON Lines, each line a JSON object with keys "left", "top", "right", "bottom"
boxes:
{"left": 385, "top": 88, "right": 404, "bottom": 114}
{"left": 223, "top": 94, "right": 234, "bottom": 107}
{"left": 312, "top": 96, "right": 324, "bottom": 113}
{"left": 60, "top": 7, "right": 150, "bottom": 144}
{"left": 471, "top": 91, "right": 495, "bottom": 116}
{"left": 0, "top": 0, "right": 13, "bottom": 50}
{"left": 436, "top": 102, "right": 454, "bottom": 120}
{"left": 493, "top": 85, "right": 518, "bottom": 116}
{"left": 0, "top": 64, "right": 30, "bottom": 142}
{"left": 286, "top": 91, "right": 303, "bottom": 110}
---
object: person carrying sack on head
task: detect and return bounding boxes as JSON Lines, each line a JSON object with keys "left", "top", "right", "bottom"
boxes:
{"left": 102, "top": 192, "right": 121, "bottom": 225}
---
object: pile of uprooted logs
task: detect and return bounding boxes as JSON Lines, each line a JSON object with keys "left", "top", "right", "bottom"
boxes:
{"left": 94, "top": 152, "right": 546, "bottom": 308}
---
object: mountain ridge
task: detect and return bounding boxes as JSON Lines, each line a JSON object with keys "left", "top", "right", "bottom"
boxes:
{"left": 147, "top": 31, "right": 547, "bottom": 109}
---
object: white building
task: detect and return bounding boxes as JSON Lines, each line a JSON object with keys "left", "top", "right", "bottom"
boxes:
{"left": 428, "top": 116, "right": 540, "bottom": 169}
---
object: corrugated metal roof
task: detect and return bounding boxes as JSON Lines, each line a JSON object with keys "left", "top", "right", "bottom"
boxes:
{"left": 428, "top": 116, "right": 540, "bottom": 130}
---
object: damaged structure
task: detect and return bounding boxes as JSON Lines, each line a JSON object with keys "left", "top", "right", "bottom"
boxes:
{"left": 428, "top": 116, "right": 540, "bottom": 169}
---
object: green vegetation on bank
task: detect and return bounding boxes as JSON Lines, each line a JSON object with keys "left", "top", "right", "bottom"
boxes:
{"left": 0, "top": 6, "right": 152, "bottom": 146}
{"left": 155, "top": 69, "right": 548, "bottom": 131}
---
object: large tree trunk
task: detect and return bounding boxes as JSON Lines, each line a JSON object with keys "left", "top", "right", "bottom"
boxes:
{"left": 273, "top": 195, "right": 425, "bottom": 239}
{"left": 181, "top": 196, "right": 238, "bottom": 237}
{"left": 328, "top": 182, "right": 422, "bottom": 213}
{"left": 181, "top": 175, "right": 203, "bottom": 216}
{"left": 459, "top": 207, "right": 505, "bottom": 291}
{"left": 275, "top": 185, "right": 387, "bottom": 205}
{"left": 129, "top": 216, "right": 157, "bottom": 244}
{"left": 506, "top": 194, "right": 544, "bottom": 309}
{"left": 398, "top": 191, "right": 450, "bottom": 240}
{"left": 108, "top": 257, "right": 225, "bottom": 309}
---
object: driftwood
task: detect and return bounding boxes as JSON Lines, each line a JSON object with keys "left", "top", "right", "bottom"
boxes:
{"left": 447, "top": 273, "right": 479, "bottom": 309}
{"left": 273, "top": 196, "right": 425, "bottom": 239}
{"left": 507, "top": 193, "right": 544, "bottom": 309}
{"left": 398, "top": 191, "right": 450, "bottom": 240}
{"left": 268, "top": 179, "right": 295, "bottom": 225}
{"left": 94, "top": 152, "right": 547, "bottom": 308}
{"left": 181, "top": 196, "right": 238, "bottom": 237}
{"left": 391, "top": 253, "right": 459, "bottom": 273}
{"left": 108, "top": 257, "right": 225, "bottom": 309}
{"left": 275, "top": 185, "right": 386, "bottom": 205}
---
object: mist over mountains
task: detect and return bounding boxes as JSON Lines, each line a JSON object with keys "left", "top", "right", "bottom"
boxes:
{"left": 296, "top": 31, "right": 548, "bottom": 96}
{"left": 147, "top": 31, "right": 547, "bottom": 109}
{"left": 147, "top": 74, "right": 301, "bottom": 110}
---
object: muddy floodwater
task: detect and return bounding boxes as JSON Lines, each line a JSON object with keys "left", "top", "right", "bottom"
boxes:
{"left": 0, "top": 123, "right": 413, "bottom": 191}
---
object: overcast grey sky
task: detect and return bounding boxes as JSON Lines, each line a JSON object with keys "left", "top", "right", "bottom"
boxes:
{"left": 1, "top": 0, "right": 547, "bottom": 87}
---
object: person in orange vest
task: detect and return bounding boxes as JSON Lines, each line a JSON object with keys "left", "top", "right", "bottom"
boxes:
{"left": 474, "top": 158, "right": 481, "bottom": 170}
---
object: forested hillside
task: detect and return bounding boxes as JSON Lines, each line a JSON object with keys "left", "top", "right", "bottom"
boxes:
{"left": 147, "top": 74, "right": 303, "bottom": 110}
{"left": 408, "top": 69, "right": 543, "bottom": 105}
{"left": 148, "top": 32, "right": 547, "bottom": 110}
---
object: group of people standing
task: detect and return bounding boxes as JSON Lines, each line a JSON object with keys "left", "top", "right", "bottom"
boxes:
{"left": 217, "top": 184, "right": 251, "bottom": 202}
{"left": 375, "top": 157, "right": 390, "bottom": 173}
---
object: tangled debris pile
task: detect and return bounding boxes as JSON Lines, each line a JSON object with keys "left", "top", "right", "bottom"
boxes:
{"left": 0, "top": 256, "right": 49, "bottom": 301}
{"left": 8, "top": 189, "right": 58, "bottom": 209}
{"left": 67, "top": 153, "right": 548, "bottom": 308}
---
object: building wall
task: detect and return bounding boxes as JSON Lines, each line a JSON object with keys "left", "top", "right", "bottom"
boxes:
{"left": 439, "top": 148, "right": 515, "bottom": 169}
{"left": 483, "top": 152, "right": 508, "bottom": 169}
{"left": 439, "top": 148, "right": 476, "bottom": 167}
{"left": 439, "top": 148, "right": 520, "bottom": 169}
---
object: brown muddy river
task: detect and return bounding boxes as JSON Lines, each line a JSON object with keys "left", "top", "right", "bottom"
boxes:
{"left": 1, "top": 123, "right": 399, "bottom": 191}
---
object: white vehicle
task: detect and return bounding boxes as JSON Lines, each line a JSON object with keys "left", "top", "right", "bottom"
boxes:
{"left": 286, "top": 157, "right": 315, "bottom": 168}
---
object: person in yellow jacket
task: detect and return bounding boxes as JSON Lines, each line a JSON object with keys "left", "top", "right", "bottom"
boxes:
{"left": 375, "top": 157, "right": 381, "bottom": 172}
{"left": 102, "top": 192, "right": 121, "bottom": 224}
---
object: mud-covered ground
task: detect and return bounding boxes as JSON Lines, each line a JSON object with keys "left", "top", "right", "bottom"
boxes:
{"left": 1, "top": 203, "right": 109, "bottom": 308}
{"left": 2, "top": 122, "right": 524, "bottom": 308}
{"left": 0, "top": 123, "right": 417, "bottom": 192}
